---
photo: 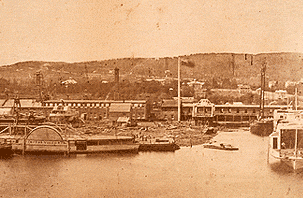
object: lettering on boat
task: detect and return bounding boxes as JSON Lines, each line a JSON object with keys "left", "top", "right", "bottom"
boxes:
{"left": 26, "top": 140, "right": 66, "bottom": 145}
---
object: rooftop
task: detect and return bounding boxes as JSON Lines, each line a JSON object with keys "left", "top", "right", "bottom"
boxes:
{"left": 109, "top": 103, "right": 132, "bottom": 113}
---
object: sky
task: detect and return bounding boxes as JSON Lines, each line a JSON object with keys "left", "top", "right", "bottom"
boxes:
{"left": 1, "top": 0, "right": 303, "bottom": 66}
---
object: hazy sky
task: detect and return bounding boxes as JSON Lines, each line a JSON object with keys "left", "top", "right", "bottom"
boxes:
{"left": 1, "top": 0, "right": 303, "bottom": 65}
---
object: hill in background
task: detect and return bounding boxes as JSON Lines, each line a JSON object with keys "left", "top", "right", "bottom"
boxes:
{"left": 1, "top": 52, "right": 303, "bottom": 88}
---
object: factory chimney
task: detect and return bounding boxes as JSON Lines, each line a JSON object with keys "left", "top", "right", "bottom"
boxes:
{"left": 114, "top": 67, "right": 119, "bottom": 100}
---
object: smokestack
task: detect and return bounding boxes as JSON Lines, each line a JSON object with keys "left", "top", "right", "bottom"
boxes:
{"left": 114, "top": 67, "right": 119, "bottom": 84}
{"left": 114, "top": 67, "right": 119, "bottom": 100}
{"left": 231, "top": 54, "right": 235, "bottom": 76}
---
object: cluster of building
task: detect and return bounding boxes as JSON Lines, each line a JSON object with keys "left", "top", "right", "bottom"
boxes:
{"left": 160, "top": 98, "right": 291, "bottom": 126}
{"left": 0, "top": 97, "right": 296, "bottom": 127}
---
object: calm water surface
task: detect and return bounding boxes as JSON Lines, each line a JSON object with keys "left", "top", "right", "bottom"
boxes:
{"left": 1, "top": 128, "right": 303, "bottom": 198}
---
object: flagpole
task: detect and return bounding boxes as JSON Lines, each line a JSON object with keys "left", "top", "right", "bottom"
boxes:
{"left": 178, "top": 56, "right": 181, "bottom": 122}
{"left": 295, "top": 87, "right": 298, "bottom": 110}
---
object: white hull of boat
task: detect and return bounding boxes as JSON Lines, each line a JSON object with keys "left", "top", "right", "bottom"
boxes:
{"left": 270, "top": 150, "right": 303, "bottom": 170}
{"left": 281, "top": 157, "right": 303, "bottom": 170}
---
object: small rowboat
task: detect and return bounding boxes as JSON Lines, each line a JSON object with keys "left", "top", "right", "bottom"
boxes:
{"left": 203, "top": 143, "right": 239, "bottom": 151}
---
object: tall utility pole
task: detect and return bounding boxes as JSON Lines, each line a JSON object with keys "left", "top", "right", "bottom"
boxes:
{"left": 259, "top": 61, "right": 266, "bottom": 119}
{"left": 35, "top": 71, "right": 43, "bottom": 102}
{"left": 178, "top": 57, "right": 181, "bottom": 122}
{"left": 295, "top": 87, "right": 298, "bottom": 110}
{"left": 231, "top": 53, "right": 235, "bottom": 76}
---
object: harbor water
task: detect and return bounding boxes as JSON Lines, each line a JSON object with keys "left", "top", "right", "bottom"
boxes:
{"left": 1, "top": 128, "right": 303, "bottom": 198}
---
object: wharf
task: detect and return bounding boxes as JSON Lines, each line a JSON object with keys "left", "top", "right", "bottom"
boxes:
{"left": 215, "top": 121, "right": 250, "bottom": 127}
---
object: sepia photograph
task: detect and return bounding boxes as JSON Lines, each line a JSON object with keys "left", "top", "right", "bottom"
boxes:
{"left": 1, "top": 0, "right": 303, "bottom": 197}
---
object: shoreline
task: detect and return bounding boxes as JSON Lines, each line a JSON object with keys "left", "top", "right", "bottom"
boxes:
{"left": 78, "top": 121, "right": 225, "bottom": 147}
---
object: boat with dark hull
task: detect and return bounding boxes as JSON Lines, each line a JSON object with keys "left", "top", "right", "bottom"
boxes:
{"left": 250, "top": 60, "right": 274, "bottom": 136}
{"left": 203, "top": 143, "right": 239, "bottom": 151}
{"left": 250, "top": 119, "right": 274, "bottom": 137}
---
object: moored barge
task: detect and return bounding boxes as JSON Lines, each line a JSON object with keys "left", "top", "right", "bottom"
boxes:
{"left": 138, "top": 138, "right": 180, "bottom": 152}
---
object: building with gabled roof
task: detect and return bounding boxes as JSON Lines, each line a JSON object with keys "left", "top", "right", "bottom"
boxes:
{"left": 109, "top": 103, "right": 133, "bottom": 120}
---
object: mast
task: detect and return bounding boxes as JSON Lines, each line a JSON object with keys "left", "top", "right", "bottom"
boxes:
{"left": 294, "top": 88, "right": 299, "bottom": 169}
{"left": 295, "top": 128, "right": 298, "bottom": 158}
{"left": 178, "top": 57, "right": 181, "bottom": 122}
{"left": 295, "top": 87, "right": 298, "bottom": 110}
{"left": 259, "top": 61, "right": 266, "bottom": 119}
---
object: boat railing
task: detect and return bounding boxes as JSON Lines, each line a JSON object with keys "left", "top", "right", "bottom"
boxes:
{"left": 0, "top": 124, "right": 34, "bottom": 136}
{"left": 0, "top": 126, "right": 9, "bottom": 134}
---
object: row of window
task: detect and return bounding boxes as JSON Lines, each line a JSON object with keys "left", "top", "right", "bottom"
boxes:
{"left": 215, "top": 108, "right": 274, "bottom": 114}
{"left": 164, "top": 114, "right": 175, "bottom": 120}
{"left": 82, "top": 112, "right": 145, "bottom": 119}
{"left": 44, "top": 103, "right": 145, "bottom": 108}
{"left": 162, "top": 107, "right": 193, "bottom": 112}
{"left": 161, "top": 107, "right": 280, "bottom": 116}
{"left": 85, "top": 139, "right": 134, "bottom": 146}
{"left": 197, "top": 107, "right": 212, "bottom": 113}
